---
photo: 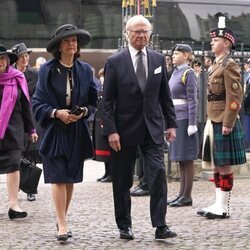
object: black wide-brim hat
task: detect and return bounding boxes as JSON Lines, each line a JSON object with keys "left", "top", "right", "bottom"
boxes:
{"left": 172, "top": 43, "right": 193, "bottom": 53}
{"left": 46, "top": 24, "right": 91, "bottom": 53}
{"left": 210, "top": 27, "right": 236, "bottom": 49}
{"left": 0, "top": 44, "right": 18, "bottom": 65}
{"left": 11, "top": 43, "right": 32, "bottom": 56}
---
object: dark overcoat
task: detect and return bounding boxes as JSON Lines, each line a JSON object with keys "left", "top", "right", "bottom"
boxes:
{"left": 92, "top": 98, "right": 110, "bottom": 162}
{"left": 22, "top": 65, "right": 42, "bottom": 159}
{"left": 102, "top": 48, "right": 177, "bottom": 146}
{"left": 32, "top": 59, "right": 98, "bottom": 165}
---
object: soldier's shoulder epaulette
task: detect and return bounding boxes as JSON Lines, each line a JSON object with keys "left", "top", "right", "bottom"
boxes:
{"left": 221, "top": 54, "right": 231, "bottom": 67}
{"left": 181, "top": 67, "right": 194, "bottom": 85}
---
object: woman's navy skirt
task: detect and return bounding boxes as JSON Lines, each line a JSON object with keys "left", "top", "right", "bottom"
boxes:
{"left": 42, "top": 156, "right": 84, "bottom": 184}
{"left": 213, "top": 119, "right": 246, "bottom": 166}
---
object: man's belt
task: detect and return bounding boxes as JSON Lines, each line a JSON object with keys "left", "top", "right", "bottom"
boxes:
{"left": 207, "top": 93, "right": 226, "bottom": 102}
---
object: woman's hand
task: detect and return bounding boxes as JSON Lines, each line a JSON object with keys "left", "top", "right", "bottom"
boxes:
{"left": 68, "top": 113, "right": 83, "bottom": 123}
{"left": 29, "top": 133, "right": 38, "bottom": 143}
{"left": 56, "top": 109, "right": 83, "bottom": 124}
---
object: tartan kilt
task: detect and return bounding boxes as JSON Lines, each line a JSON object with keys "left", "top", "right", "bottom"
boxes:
{"left": 213, "top": 119, "right": 246, "bottom": 166}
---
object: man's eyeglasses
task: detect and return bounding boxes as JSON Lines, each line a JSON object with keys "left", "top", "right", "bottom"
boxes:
{"left": 127, "top": 29, "right": 151, "bottom": 35}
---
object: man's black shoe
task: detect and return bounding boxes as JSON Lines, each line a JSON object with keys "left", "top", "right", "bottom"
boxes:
{"left": 119, "top": 227, "right": 134, "bottom": 240}
{"left": 169, "top": 197, "right": 192, "bottom": 207}
{"left": 130, "top": 187, "right": 149, "bottom": 196}
{"left": 97, "top": 174, "right": 107, "bottom": 182}
{"left": 155, "top": 225, "right": 177, "bottom": 239}
{"left": 130, "top": 185, "right": 141, "bottom": 193}
{"left": 100, "top": 175, "right": 112, "bottom": 182}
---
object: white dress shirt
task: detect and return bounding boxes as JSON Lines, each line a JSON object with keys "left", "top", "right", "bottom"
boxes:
{"left": 128, "top": 45, "right": 148, "bottom": 79}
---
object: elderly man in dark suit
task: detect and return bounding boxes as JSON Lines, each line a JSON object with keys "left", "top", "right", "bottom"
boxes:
{"left": 102, "top": 15, "right": 177, "bottom": 240}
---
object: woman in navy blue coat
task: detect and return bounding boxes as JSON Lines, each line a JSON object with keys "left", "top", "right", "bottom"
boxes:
{"left": 32, "top": 24, "right": 98, "bottom": 243}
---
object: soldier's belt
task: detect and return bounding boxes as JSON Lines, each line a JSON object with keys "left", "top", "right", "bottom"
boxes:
{"left": 207, "top": 93, "right": 226, "bottom": 102}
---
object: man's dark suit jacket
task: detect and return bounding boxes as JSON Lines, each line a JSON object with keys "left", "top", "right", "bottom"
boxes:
{"left": 102, "top": 47, "right": 177, "bottom": 146}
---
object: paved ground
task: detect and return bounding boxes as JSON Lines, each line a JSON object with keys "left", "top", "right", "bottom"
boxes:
{"left": 0, "top": 160, "right": 250, "bottom": 250}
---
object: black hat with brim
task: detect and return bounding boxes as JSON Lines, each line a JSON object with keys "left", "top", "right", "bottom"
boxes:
{"left": 11, "top": 43, "right": 32, "bottom": 56}
{"left": 46, "top": 24, "right": 91, "bottom": 53}
{"left": 210, "top": 27, "right": 236, "bottom": 49}
{"left": 172, "top": 44, "right": 193, "bottom": 53}
{"left": 0, "top": 44, "right": 18, "bottom": 65}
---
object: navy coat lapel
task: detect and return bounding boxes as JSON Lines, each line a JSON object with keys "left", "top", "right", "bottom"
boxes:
{"left": 146, "top": 49, "right": 153, "bottom": 91}
{"left": 122, "top": 48, "right": 156, "bottom": 94}
{"left": 123, "top": 48, "right": 138, "bottom": 85}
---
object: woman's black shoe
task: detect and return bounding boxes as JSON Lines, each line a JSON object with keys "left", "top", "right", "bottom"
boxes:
{"left": 167, "top": 196, "right": 179, "bottom": 205}
{"left": 169, "top": 197, "right": 193, "bottom": 207}
{"left": 56, "top": 223, "right": 73, "bottom": 238}
{"left": 27, "top": 193, "right": 36, "bottom": 201}
{"left": 8, "top": 208, "right": 27, "bottom": 220}
{"left": 67, "top": 230, "right": 73, "bottom": 238}
{"left": 56, "top": 234, "right": 68, "bottom": 244}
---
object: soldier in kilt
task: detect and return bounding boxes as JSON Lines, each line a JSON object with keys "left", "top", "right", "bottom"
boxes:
{"left": 197, "top": 17, "right": 246, "bottom": 219}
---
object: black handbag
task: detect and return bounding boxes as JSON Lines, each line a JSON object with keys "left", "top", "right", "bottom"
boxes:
{"left": 20, "top": 141, "right": 42, "bottom": 194}
{"left": 20, "top": 157, "right": 42, "bottom": 194}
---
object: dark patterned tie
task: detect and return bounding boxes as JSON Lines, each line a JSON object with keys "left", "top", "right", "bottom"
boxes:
{"left": 136, "top": 51, "right": 146, "bottom": 93}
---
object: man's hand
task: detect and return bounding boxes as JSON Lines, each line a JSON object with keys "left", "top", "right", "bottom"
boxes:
{"left": 165, "top": 128, "right": 176, "bottom": 143}
{"left": 108, "top": 133, "right": 121, "bottom": 152}
{"left": 222, "top": 126, "right": 233, "bottom": 135}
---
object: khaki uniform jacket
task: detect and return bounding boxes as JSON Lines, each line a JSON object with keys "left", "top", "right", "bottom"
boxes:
{"left": 207, "top": 54, "right": 242, "bottom": 128}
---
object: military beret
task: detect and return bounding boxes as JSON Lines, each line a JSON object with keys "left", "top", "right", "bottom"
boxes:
{"left": 210, "top": 27, "right": 236, "bottom": 49}
{"left": 172, "top": 44, "right": 192, "bottom": 53}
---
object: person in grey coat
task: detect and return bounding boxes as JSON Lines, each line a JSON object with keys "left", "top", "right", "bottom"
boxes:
{"left": 12, "top": 42, "right": 41, "bottom": 202}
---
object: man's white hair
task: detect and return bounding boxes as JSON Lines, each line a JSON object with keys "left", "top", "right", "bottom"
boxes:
{"left": 36, "top": 56, "right": 46, "bottom": 65}
{"left": 125, "top": 15, "right": 151, "bottom": 31}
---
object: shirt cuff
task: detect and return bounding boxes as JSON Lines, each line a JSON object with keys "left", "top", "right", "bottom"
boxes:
{"left": 29, "top": 129, "right": 37, "bottom": 135}
{"left": 51, "top": 109, "right": 57, "bottom": 118}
